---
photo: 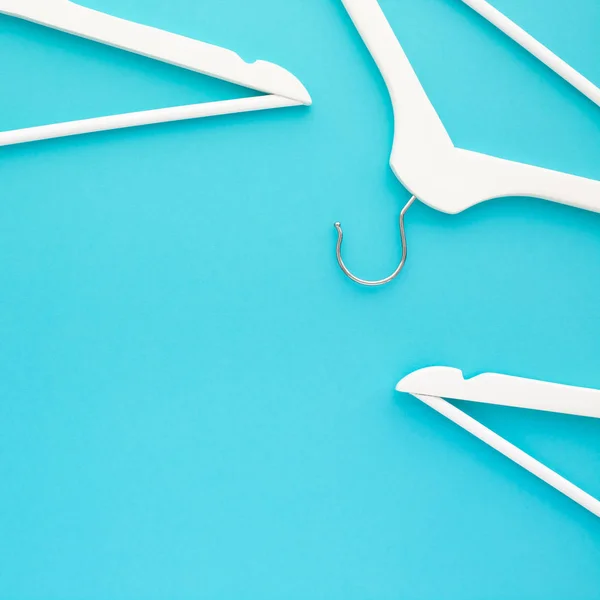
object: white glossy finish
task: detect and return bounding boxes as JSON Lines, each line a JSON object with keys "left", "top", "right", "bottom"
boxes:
{"left": 460, "top": 0, "right": 600, "bottom": 108}
{"left": 398, "top": 366, "right": 600, "bottom": 419}
{"left": 341, "top": 0, "right": 600, "bottom": 215}
{"left": 0, "top": 0, "right": 311, "bottom": 146}
{"left": 412, "top": 392, "right": 600, "bottom": 519}
{"left": 0, "top": 96, "right": 298, "bottom": 147}
{"left": 397, "top": 367, "right": 600, "bottom": 518}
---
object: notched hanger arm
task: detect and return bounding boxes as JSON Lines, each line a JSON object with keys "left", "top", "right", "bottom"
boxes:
{"left": 398, "top": 366, "right": 600, "bottom": 418}
{"left": 0, "top": 0, "right": 311, "bottom": 146}
{"left": 397, "top": 366, "right": 600, "bottom": 518}
{"left": 0, "top": 0, "right": 311, "bottom": 104}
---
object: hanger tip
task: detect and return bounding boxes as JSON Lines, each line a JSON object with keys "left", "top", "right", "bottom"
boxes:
{"left": 267, "top": 65, "right": 311, "bottom": 105}
{"left": 396, "top": 366, "right": 464, "bottom": 393}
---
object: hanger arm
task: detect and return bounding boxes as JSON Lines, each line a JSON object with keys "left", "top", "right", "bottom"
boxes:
{"left": 340, "top": 0, "right": 453, "bottom": 152}
{"left": 397, "top": 368, "right": 600, "bottom": 516}
{"left": 0, "top": 0, "right": 311, "bottom": 104}
{"left": 398, "top": 366, "right": 600, "bottom": 419}
{"left": 0, "top": 96, "right": 300, "bottom": 148}
{"left": 446, "top": 148, "right": 600, "bottom": 214}
{"left": 411, "top": 392, "right": 600, "bottom": 519}
{"left": 459, "top": 0, "right": 600, "bottom": 108}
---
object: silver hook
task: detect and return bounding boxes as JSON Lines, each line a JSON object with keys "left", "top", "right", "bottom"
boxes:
{"left": 334, "top": 195, "right": 416, "bottom": 287}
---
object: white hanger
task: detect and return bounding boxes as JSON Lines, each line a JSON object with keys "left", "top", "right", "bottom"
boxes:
{"left": 0, "top": 0, "right": 311, "bottom": 146}
{"left": 397, "top": 366, "right": 600, "bottom": 518}
{"left": 335, "top": 0, "right": 600, "bottom": 286}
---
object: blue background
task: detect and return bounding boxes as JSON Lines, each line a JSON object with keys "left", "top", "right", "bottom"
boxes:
{"left": 1, "top": 0, "right": 599, "bottom": 597}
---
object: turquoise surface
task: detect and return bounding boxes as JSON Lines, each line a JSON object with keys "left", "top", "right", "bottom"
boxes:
{"left": 1, "top": 0, "right": 599, "bottom": 597}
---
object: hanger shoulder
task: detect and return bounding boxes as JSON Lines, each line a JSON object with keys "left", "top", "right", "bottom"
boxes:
{"left": 389, "top": 143, "right": 600, "bottom": 215}
{"left": 341, "top": 0, "right": 600, "bottom": 215}
{"left": 397, "top": 366, "right": 600, "bottom": 419}
{"left": 0, "top": 0, "right": 311, "bottom": 104}
{"left": 440, "top": 147, "right": 600, "bottom": 214}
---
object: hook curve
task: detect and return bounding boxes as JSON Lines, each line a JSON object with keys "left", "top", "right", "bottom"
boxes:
{"left": 334, "top": 195, "right": 416, "bottom": 287}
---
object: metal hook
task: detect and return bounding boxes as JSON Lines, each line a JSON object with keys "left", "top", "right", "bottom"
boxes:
{"left": 334, "top": 195, "right": 416, "bottom": 287}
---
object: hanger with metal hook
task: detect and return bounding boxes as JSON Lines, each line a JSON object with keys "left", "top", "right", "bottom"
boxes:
{"left": 335, "top": 0, "right": 600, "bottom": 287}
